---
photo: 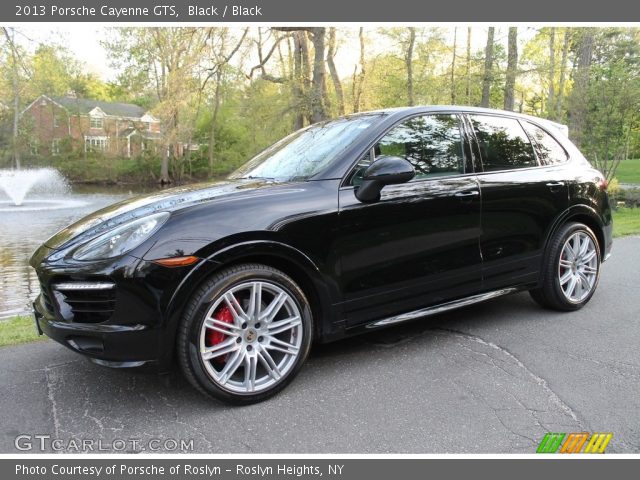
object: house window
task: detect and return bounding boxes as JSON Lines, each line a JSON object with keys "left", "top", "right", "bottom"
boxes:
{"left": 144, "top": 122, "right": 151, "bottom": 131}
{"left": 85, "top": 136, "right": 108, "bottom": 152}
{"left": 51, "top": 139, "right": 61, "bottom": 155}
{"left": 53, "top": 115, "right": 59, "bottom": 128}
{"left": 90, "top": 116, "right": 103, "bottom": 129}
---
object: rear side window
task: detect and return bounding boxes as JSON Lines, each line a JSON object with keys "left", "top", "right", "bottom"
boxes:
{"left": 469, "top": 115, "right": 538, "bottom": 171}
{"left": 522, "top": 122, "right": 569, "bottom": 166}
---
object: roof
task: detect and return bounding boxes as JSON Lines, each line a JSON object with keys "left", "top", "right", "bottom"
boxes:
{"left": 52, "top": 96, "right": 147, "bottom": 118}
{"left": 359, "top": 105, "right": 569, "bottom": 136}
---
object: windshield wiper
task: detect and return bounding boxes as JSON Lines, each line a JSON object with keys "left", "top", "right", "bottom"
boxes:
{"left": 237, "top": 175, "right": 276, "bottom": 181}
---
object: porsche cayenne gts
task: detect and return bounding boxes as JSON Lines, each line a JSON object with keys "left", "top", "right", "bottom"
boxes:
{"left": 31, "top": 106, "right": 613, "bottom": 404}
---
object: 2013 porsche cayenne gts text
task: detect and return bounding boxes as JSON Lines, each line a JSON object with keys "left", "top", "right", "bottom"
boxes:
{"left": 31, "top": 106, "right": 613, "bottom": 403}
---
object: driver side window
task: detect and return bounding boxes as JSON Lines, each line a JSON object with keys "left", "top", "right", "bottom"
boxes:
{"left": 350, "top": 114, "right": 466, "bottom": 186}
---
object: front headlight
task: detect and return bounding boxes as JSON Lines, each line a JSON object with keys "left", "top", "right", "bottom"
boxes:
{"left": 72, "top": 212, "right": 170, "bottom": 261}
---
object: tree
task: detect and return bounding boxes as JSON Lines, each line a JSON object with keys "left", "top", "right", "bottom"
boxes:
{"left": 201, "top": 27, "right": 248, "bottom": 174}
{"left": 504, "top": 27, "right": 518, "bottom": 111}
{"left": 481, "top": 27, "right": 495, "bottom": 108}
{"left": 450, "top": 27, "right": 457, "bottom": 104}
{"left": 254, "top": 27, "right": 329, "bottom": 126}
{"left": 555, "top": 28, "right": 571, "bottom": 120}
{"left": 568, "top": 28, "right": 595, "bottom": 149}
{"left": 580, "top": 28, "right": 640, "bottom": 182}
{"left": 352, "top": 28, "right": 366, "bottom": 113}
{"left": 1, "top": 27, "right": 25, "bottom": 169}
{"left": 465, "top": 27, "right": 472, "bottom": 105}
{"left": 406, "top": 27, "right": 416, "bottom": 106}
{"left": 104, "top": 27, "right": 208, "bottom": 183}
{"left": 547, "top": 27, "right": 556, "bottom": 116}
{"left": 326, "top": 28, "right": 345, "bottom": 116}
{"left": 309, "top": 28, "right": 328, "bottom": 123}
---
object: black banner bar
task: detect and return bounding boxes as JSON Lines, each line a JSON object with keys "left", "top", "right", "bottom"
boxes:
{"left": 4, "top": 459, "right": 640, "bottom": 480}
{"left": 3, "top": 0, "right": 640, "bottom": 22}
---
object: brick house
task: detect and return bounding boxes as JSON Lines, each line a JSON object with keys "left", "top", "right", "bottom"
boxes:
{"left": 20, "top": 95, "right": 163, "bottom": 158}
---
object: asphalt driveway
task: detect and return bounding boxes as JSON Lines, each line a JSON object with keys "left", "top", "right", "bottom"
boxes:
{"left": 2, "top": 237, "right": 639, "bottom": 454}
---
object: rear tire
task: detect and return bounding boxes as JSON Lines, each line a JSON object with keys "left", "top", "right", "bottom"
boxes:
{"left": 529, "top": 222, "right": 601, "bottom": 311}
{"left": 177, "top": 264, "right": 313, "bottom": 404}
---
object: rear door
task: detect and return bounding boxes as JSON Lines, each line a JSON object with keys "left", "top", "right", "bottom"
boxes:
{"left": 466, "top": 114, "right": 570, "bottom": 290}
{"left": 336, "top": 113, "right": 482, "bottom": 326}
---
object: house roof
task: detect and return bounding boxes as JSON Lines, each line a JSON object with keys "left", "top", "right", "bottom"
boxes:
{"left": 52, "top": 96, "right": 147, "bottom": 119}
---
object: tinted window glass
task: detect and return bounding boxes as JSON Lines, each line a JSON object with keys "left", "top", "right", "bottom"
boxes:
{"left": 522, "top": 122, "right": 568, "bottom": 166}
{"left": 369, "top": 114, "right": 465, "bottom": 182}
{"left": 231, "top": 115, "right": 380, "bottom": 182}
{"left": 470, "top": 115, "right": 537, "bottom": 171}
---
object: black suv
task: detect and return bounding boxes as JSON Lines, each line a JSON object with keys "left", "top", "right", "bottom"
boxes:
{"left": 31, "top": 106, "right": 613, "bottom": 404}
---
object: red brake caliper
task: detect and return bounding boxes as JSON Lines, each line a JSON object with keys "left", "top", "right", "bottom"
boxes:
{"left": 206, "top": 304, "right": 234, "bottom": 363}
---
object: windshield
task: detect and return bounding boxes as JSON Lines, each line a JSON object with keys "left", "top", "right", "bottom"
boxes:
{"left": 230, "top": 115, "right": 381, "bottom": 181}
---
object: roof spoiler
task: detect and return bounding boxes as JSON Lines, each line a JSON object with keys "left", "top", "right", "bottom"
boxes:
{"left": 542, "top": 119, "right": 569, "bottom": 137}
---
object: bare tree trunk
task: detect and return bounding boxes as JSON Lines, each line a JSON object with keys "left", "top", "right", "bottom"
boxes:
{"left": 292, "top": 32, "right": 306, "bottom": 129}
{"left": 503, "top": 27, "right": 518, "bottom": 111}
{"left": 352, "top": 28, "right": 366, "bottom": 113}
{"left": 466, "top": 27, "right": 472, "bottom": 104}
{"left": 406, "top": 27, "right": 416, "bottom": 106}
{"left": 309, "top": 28, "right": 328, "bottom": 123}
{"left": 2, "top": 27, "right": 22, "bottom": 169}
{"left": 548, "top": 27, "right": 556, "bottom": 117}
{"left": 480, "top": 27, "right": 495, "bottom": 108}
{"left": 569, "top": 28, "right": 595, "bottom": 148}
{"left": 556, "top": 28, "right": 571, "bottom": 120}
{"left": 450, "top": 28, "right": 457, "bottom": 104}
{"left": 160, "top": 147, "right": 170, "bottom": 184}
{"left": 208, "top": 70, "right": 223, "bottom": 174}
{"left": 326, "top": 28, "right": 345, "bottom": 116}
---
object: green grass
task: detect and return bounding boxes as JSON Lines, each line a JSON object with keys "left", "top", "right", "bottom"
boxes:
{"left": 613, "top": 207, "right": 640, "bottom": 238}
{"left": 0, "top": 315, "right": 46, "bottom": 347}
{"left": 615, "top": 159, "right": 640, "bottom": 184}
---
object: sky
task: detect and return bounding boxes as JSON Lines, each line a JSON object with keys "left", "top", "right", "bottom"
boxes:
{"left": 19, "top": 26, "right": 113, "bottom": 79}
{"left": 14, "top": 26, "right": 536, "bottom": 83}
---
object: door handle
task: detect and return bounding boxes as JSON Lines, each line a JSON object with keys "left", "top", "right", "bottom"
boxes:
{"left": 455, "top": 190, "right": 480, "bottom": 198}
{"left": 546, "top": 182, "right": 565, "bottom": 187}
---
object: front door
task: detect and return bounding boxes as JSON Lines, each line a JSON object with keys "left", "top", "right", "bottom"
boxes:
{"left": 335, "top": 113, "right": 483, "bottom": 326}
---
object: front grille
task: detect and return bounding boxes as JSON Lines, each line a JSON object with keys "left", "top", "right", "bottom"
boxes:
{"left": 51, "top": 281, "right": 117, "bottom": 323}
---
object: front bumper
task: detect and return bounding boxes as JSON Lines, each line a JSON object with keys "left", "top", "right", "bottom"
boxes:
{"left": 33, "top": 290, "right": 161, "bottom": 369}
{"left": 30, "top": 249, "right": 202, "bottom": 371}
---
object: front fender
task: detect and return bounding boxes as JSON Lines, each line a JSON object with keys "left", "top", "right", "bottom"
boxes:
{"left": 158, "top": 239, "right": 340, "bottom": 368}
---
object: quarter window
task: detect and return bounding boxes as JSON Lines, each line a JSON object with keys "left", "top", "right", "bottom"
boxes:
{"left": 351, "top": 114, "right": 466, "bottom": 184}
{"left": 522, "top": 122, "right": 568, "bottom": 166}
{"left": 469, "top": 115, "right": 538, "bottom": 171}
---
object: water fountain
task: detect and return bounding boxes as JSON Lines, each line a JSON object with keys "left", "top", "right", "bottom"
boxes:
{"left": 0, "top": 167, "right": 86, "bottom": 212}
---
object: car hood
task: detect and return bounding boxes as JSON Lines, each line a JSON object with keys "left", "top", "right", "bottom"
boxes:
{"left": 42, "top": 179, "right": 283, "bottom": 251}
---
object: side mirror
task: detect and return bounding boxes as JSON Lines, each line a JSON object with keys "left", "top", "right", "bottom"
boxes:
{"left": 355, "top": 155, "right": 415, "bottom": 203}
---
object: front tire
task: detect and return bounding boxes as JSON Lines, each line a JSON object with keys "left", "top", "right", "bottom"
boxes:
{"left": 529, "top": 222, "right": 601, "bottom": 311}
{"left": 177, "top": 264, "right": 313, "bottom": 404}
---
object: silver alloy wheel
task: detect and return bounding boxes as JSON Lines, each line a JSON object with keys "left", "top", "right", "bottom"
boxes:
{"left": 199, "top": 281, "right": 303, "bottom": 394}
{"left": 558, "top": 231, "right": 599, "bottom": 303}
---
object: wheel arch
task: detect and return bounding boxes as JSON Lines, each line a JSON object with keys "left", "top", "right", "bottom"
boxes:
{"left": 162, "top": 240, "right": 337, "bottom": 366}
{"left": 544, "top": 205, "right": 606, "bottom": 263}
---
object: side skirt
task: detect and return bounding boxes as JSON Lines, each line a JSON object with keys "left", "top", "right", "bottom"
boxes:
{"left": 360, "top": 287, "right": 520, "bottom": 330}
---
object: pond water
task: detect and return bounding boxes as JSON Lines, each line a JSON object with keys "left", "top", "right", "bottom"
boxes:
{"left": 0, "top": 185, "right": 153, "bottom": 319}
